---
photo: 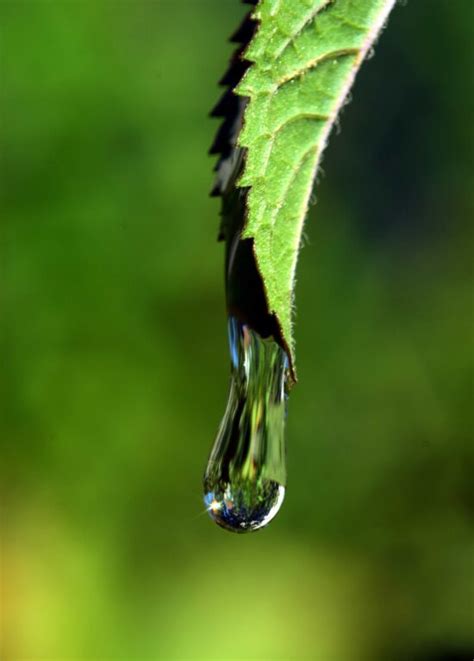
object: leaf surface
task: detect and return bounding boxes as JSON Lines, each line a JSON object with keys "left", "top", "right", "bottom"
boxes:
{"left": 235, "top": 0, "right": 396, "bottom": 370}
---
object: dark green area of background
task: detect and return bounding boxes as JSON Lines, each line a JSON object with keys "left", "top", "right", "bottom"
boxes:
{"left": 1, "top": 1, "right": 473, "bottom": 659}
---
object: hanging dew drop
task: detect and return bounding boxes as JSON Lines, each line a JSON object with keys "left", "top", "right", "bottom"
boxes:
{"left": 203, "top": 316, "right": 289, "bottom": 533}
{"left": 206, "top": 9, "right": 291, "bottom": 532}
{"left": 203, "top": 187, "right": 291, "bottom": 534}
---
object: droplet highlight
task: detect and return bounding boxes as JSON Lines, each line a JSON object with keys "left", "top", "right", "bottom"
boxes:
{"left": 203, "top": 316, "right": 289, "bottom": 533}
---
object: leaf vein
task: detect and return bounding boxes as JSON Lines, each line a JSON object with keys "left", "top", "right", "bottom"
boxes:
{"left": 274, "top": 0, "right": 334, "bottom": 60}
{"left": 275, "top": 48, "right": 359, "bottom": 90}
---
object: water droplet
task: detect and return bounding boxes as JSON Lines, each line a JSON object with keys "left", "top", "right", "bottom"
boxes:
{"left": 203, "top": 316, "right": 289, "bottom": 533}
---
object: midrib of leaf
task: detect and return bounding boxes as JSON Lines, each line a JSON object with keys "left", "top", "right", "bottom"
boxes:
{"left": 235, "top": 0, "right": 396, "bottom": 380}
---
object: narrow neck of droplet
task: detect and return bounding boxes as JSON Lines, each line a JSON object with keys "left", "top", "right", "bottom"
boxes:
{"left": 224, "top": 316, "right": 289, "bottom": 485}
{"left": 229, "top": 316, "right": 288, "bottom": 394}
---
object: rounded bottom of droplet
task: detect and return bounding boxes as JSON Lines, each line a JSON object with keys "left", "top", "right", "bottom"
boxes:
{"left": 203, "top": 479, "right": 285, "bottom": 533}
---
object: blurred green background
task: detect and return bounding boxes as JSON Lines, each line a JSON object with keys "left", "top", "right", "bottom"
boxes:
{"left": 1, "top": 1, "right": 473, "bottom": 659}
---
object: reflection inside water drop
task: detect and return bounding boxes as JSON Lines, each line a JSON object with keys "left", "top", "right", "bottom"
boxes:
{"left": 204, "top": 480, "right": 285, "bottom": 533}
{"left": 203, "top": 317, "right": 289, "bottom": 533}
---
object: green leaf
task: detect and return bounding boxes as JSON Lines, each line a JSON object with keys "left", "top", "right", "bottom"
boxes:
{"left": 235, "top": 0, "right": 396, "bottom": 374}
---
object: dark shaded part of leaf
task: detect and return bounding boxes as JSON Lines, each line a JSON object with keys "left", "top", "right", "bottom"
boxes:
{"left": 230, "top": 12, "right": 257, "bottom": 44}
{"left": 227, "top": 238, "right": 283, "bottom": 342}
{"left": 223, "top": 187, "right": 283, "bottom": 345}
{"left": 209, "top": 1, "right": 257, "bottom": 197}
{"left": 217, "top": 176, "right": 246, "bottom": 242}
{"left": 210, "top": 88, "right": 240, "bottom": 119}
{"left": 208, "top": 116, "right": 236, "bottom": 157}
{"left": 219, "top": 55, "right": 250, "bottom": 87}
{"left": 210, "top": 183, "right": 221, "bottom": 198}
